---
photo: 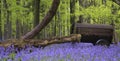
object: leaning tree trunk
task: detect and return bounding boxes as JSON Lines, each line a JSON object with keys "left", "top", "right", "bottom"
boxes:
{"left": 22, "top": 0, "right": 60, "bottom": 40}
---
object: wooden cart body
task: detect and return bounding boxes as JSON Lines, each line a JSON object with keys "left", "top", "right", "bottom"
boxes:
{"left": 74, "top": 23, "right": 114, "bottom": 45}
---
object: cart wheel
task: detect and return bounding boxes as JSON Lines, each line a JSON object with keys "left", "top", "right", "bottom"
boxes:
{"left": 95, "top": 39, "right": 110, "bottom": 46}
{"left": 92, "top": 43, "right": 96, "bottom": 46}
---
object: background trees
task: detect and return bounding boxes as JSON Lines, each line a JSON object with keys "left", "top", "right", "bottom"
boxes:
{"left": 22, "top": 0, "right": 60, "bottom": 39}
{"left": 0, "top": 0, "right": 120, "bottom": 40}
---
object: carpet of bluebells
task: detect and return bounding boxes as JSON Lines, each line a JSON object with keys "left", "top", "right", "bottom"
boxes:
{"left": 0, "top": 42, "right": 120, "bottom": 61}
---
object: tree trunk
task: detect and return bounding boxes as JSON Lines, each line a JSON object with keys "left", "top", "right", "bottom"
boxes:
{"left": 3, "top": 0, "right": 11, "bottom": 39}
{"left": 111, "top": 4, "right": 119, "bottom": 44}
{"left": 16, "top": 20, "right": 21, "bottom": 39}
{"left": 33, "top": 0, "right": 40, "bottom": 28}
{"left": 0, "top": 34, "right": 81, "bottom": 48}
{"left": 8, "top": 20, "right": 12, "bottom": 39}
{"left": 0, "top": 0, "right": 2, "bottom": 40}
{"left": 33, "top": 0, "right": 40, "bottom": 39}
{"left": 102, "top": 0, "right": 106, "bottom": 5}
{"left": 16, "top": 0, "right": 21, "bottom": 39}
{"left": 3, "top": 0, "right": 7, "bottom": 40}
{"left": 70, "top": 0, "right": 76, "bottom": 34}
{"left": 22, "top": 0, "right": 60, "bottom": 39}
{"left": 54, "top": 14, "right": 57, "bottom": 36}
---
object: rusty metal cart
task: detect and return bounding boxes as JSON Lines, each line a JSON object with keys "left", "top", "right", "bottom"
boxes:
{"left": 72, "top": 21, "right": 117, "bottom": 46}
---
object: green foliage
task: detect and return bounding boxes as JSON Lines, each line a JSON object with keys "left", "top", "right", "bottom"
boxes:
{"left": 9, "top": 52, "right": 16, "bottom": 60}
{"left": 0, "top": 0, "right": 120, "bottom": 39}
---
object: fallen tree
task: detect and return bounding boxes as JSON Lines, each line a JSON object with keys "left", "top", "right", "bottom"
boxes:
{"left": 0, "top": 34, "right": 81, "bottom": 48}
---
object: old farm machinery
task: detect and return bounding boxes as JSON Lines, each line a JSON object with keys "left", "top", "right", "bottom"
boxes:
{"left": 71, "top": 20, "right": 118, "bottom": 46}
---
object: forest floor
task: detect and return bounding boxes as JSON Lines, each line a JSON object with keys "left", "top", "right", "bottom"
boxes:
{"left": 0, "top": 42, "right": 120, "bottom": 61}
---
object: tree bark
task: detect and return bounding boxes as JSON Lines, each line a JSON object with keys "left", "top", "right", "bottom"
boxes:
{"left": 16, "top": 20, "right": 21, "bottom": 39}
{"left": 0, "top": 0, "right": 2, "bottom": 40}
{"left": 22, "top": 0, "right": 60, "bottom": 39}
{"left": 3, "top": 0, "right": 12, "bottom": 39}
{"left": 0, "top": 34, "right": 81, "bottom": 48}
{"left": 70, "top": 0, "right": 76, "bottom": 34}
{"left": 33, "top": 0, "right": 40, "bottom": 39}
{"left": 33, "top": 0, "right": 40, "bottom": 27}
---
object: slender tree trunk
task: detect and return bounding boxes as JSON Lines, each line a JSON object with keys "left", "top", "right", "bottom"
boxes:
{"left": 22, "top": 22, "right": 25, "bottom": 35}
{"left": 33, "top": 0, "right": 40, "bottom": 39}
{"left": 58, "top": 12, "right": 61, "bottom": 36}
{"left": 111, "top": 4, "right": 118, "bottom": 44}
{"left": 16, "top": 0, "right": 22, "bottom": 39}
{"left": 23, "top": 22, "right": 28, "bottom": 35}
{"left": 3, "top": 0, "right": 11, "bottom": 39}
{"left": 16, "top": 20, "right": 21, "bottom": 39}
{"left": 70, "top": 0, "right": 76, "bottom": 34}
{"left": 22, "top": 0, "right": 60, "bottom": 39}
{"left": 8, "top": 20, "right": 12, "bottom": 39}
{"left": 0, "top": 0, "right": 2, "bottom": 40}
{"left": 102, "top": 0, "right": 106, "bottom": 5}
{"left": 3, "top": 0, "right": 7, "bottom": 40}
{"left": 54, "top": 14, "right": 57, "bottom": 36}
